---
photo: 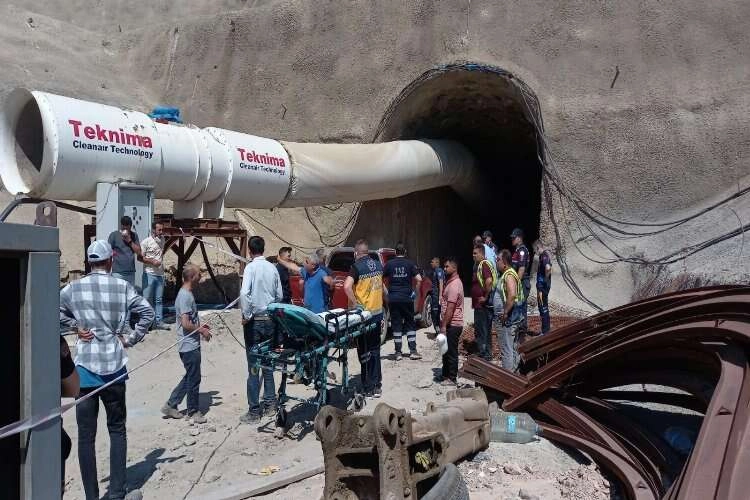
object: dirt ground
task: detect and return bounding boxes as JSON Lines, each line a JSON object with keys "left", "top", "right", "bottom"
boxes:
{"left": 61, "top": 303, "right": 606, "bottom": 500}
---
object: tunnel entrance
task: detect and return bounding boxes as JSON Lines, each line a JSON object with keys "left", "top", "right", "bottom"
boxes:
{"left": 350, "top": 63, "right": 544, "bottom": 280}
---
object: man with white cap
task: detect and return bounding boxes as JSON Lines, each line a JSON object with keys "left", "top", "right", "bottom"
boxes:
{"left": 60, "top": 240, "right": 154, "bottom": 500}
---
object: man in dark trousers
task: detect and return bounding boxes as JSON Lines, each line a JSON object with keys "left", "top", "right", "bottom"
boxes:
{"left": 276, "top": 246, "right": 293, "bottom": 304}
{"left": 383, "top": 242, "right": 422, "bottom": 360}
{"left": 344, "top": 239, "right": 385, "bottom": 399}
{"left": 239, "top": 236, "right": 283, "bottom": 423}
{"left": 60, "top": 240, "right": 154, "bottom": 500}
{"left": 438, "top": 257, "right": 464, "bottom": 386}
{"left": 510, "top": 228, "right": 531, "bottom": 331}
{"left": 429, "top": 256, "right": 445, "bottom": 336}
{"left": 471, "top": 243, "right": 496, "bottom": 361}
{"left": 161, "top": 264, "right": 212, "bottom": 423}
{"left": 533, "top": 240, "right": 553, "bottom": 335}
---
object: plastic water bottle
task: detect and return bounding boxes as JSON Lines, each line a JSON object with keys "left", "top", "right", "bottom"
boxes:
{"left": 490, "top": 411, "right": 540, "bottom": 443}
{"left": 663, "top": 426, "right": 695, "bottom": 455}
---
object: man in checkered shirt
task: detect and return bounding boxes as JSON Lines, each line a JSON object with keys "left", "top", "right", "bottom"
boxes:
{"left": 60, "top": 240, "right": 153, "bottom": 500}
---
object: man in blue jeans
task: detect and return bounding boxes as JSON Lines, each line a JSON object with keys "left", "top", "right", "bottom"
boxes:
{"left": 140, "top": 221, "right": 167, "bottom": 329}
{"left": 161, "top": 264, "right": 212, "bottom": 423}
{"left": 60, "top": 240, "right": 154, "bottom": 500}
{"left": 239, "top": 235, "right": 284, "bottom": 424}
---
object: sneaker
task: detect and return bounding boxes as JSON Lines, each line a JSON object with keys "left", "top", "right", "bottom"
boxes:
{"left": 440, "top": 379, "right": 457, "bottom": 387}
{"left": 372, "top": 387, "right": 382, "bottom": 398}
{"left": 263, "top": 402, "right": 278, "bottom": 417}
{"left": 155, "top": 322, "right": 168, "bottom": 330}
{"left": 124, "top": 490, "right": 143, "bottom": 500}
{"left": 190, "top": 411, "right": 207, "bottom": 424}
{"left": 394, "top": 352, "right": 403, "bottom": 361}
{"left": 161, "top": 404, "right": 183, "bottom": 419}
{"left": 408, "top": 351, "right": 422, "bottom": 360}
{"left": 239, "top": 411, "right": 261, "bottom": 424}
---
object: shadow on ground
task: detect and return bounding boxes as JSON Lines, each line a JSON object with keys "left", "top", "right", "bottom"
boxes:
{"left": 102, "top": 448, "right": 184, "bottom": 495}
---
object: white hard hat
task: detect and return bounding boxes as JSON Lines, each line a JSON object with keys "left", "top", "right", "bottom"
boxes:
{"left": 436, "top": 333, "right": 448, "bottom": 356}
{"left": 87, "top": 240, "right": 113, "bottom": 263}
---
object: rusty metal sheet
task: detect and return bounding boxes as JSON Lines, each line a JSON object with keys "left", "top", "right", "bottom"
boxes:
{"left": 459, "top": 286, "right": 750, "bottom": 500}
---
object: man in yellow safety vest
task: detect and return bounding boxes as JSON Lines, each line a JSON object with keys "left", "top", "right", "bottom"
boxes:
{"left": 493, "top": 249, "right": 525, "bottom": 372}
{"left": 471, "top": 244, "right": 497, "bottom": 360}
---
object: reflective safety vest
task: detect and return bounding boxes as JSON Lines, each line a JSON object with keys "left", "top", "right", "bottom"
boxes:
{"left": 501, "top": 267, "right": 524, "bottom": 305}
{"left": 475, "top": 259, "right": 498, "bottom": 290}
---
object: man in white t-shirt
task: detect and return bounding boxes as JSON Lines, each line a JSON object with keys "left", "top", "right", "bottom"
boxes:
{"left": 140, "top": 222, "right": 166, "bottom": 330}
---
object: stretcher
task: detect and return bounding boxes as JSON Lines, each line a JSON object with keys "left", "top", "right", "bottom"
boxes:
{"left": 247, "top": 303, "right": 379, "bottom": 426}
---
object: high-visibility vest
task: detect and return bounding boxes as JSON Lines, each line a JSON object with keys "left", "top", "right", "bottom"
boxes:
{"left": 501, "top": 267, "right": 524, "bottom": 305}
{"left": 475, "top": 259, "right": 497, "bottom": 290}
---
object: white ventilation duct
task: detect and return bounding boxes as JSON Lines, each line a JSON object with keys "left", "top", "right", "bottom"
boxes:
{"left": 0, "top": 89, "right": 477, "bottom": 217}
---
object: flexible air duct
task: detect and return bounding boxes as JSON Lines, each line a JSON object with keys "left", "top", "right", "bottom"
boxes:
{"left": 0, "top": 89, "right": 477, "bottom": 214}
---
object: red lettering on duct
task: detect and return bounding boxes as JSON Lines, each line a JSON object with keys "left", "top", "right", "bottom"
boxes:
{"left": 236, "top": 147, "right": 286, "bottom": 168}
{"left": 68, "top": 119, "right": 82, "bottom": 137}
{"left": 95, "top": 124, "right": 108, "bottom": 141}
{"left": 66, "top": 119, "right": 153, "bottom": 148}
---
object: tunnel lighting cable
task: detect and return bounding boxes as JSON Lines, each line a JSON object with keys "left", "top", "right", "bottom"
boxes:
{"left": 304, "top": 203, "right": 361, "bottom": 247}
{"left": 233, "top": 208, "right": 320, "bottom": 252}
{"left": 514, "top": 83, "right": 750, "bottom": 232}
{"left": 515, "top": 82, "right": 750, "bottom": 246}
{"left": 542, "top": 176, "right": 604, "bottom": 311}
{"left": 515, "top": 82, "right": 750, "bottom": 267}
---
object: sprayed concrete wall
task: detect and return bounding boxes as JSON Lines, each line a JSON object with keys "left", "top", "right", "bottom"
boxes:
{"left": 1, "top": 0, "right": 749, "bottom": 311}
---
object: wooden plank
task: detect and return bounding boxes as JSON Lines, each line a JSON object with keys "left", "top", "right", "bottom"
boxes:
{"left": 199, "top": 464, "right": 324, "bottom": 500}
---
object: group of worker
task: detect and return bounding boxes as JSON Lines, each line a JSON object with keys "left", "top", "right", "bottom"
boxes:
{"left": 57, "top": 217, "right": 552, "bottom": 500}
{"left": 432, "top": 228, "right": 553, "bottom": 384}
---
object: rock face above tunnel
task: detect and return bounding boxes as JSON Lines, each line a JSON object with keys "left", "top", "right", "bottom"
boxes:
{"left": 2, "top": 0, "right": 749, "bottom": 310}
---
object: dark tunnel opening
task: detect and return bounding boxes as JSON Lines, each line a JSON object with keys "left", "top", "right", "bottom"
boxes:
{"left": 350, "top": 63, "right": 544, "bottom": 284}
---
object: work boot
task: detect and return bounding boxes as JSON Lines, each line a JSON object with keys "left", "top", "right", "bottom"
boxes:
{"left": 394, "top": 352, "right": 403, "bottom": 361}
{"left": 240, "top": 411, "right": 261, "bottom": 424}
{"left": 408, "top": 351, "right": 422, "bottom": 360}
{"left": 190, "top": 412, "right": 207, "bottom": 424}
{"left": 161, "top": 404, "right": 183, "bottom": 419}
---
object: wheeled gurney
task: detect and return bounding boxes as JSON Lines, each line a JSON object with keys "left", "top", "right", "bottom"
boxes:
{"left": 247, "top": 303, "right": 379, "bottom": 425}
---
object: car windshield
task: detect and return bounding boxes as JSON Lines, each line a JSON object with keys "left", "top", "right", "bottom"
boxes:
{"left": 328, "top": 252, "right": 354, "bottom": 272}
{"left": 328, "top": 251, "right": 381, "bottom": 272}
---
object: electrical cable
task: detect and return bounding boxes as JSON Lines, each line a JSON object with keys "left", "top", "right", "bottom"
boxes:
{"left": 515, "top": 83, "right": 750, "bottom": 237}
{"left": 233, "top": 209, "right": 319, "bottom": 252}
{"left": 513, "top": 78, "right": 749, "bottom": 270}
{"left": 304, "top": 203, "right": 360, "bottom": 247}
